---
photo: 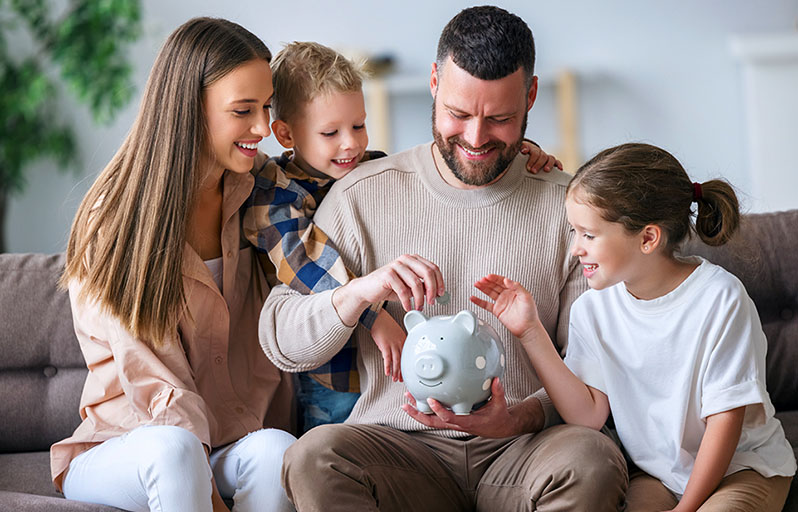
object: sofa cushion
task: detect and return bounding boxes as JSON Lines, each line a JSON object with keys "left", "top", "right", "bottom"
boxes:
{"left": 683, "top": 210, "right": 798, "bottom": 412}
{"left": 0, "top": 491, "right": 122, "bottom": 512}
{"left": 0, "top": 253, "right": 86, "bottom": 452}
{"left": 0, "top": 451, "right": 65, "bottom": 498}
{"left": 0, "top": 452, "right": 116, "bottom": 510}
{"left": 776, "top": 410, "right": 798, "bottom": 512}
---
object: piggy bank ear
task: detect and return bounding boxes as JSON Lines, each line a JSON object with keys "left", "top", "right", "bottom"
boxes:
{"left": 452, "top": 310, "right": 477, "bottom": 334}
{"left": 404, "top": 310, "right": 428, "bottom": 331}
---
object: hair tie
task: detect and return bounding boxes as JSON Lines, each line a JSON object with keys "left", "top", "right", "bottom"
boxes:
{"left": 692, "top": 182, "right": 703, "bottom": 202}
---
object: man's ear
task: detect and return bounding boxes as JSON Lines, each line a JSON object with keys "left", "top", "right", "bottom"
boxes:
{"left": 526, "top": 75, "right": 538, "bottom": 112}
{"left": 640, "top": 224, "right": 664, "bottom": 254}
{"left": 272, "top": 119, "right": 294, "bottom": 149}
{"left": 430, "top": 62, "right": 439, "bottom": 98}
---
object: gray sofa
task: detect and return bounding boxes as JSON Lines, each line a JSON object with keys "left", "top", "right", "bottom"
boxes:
{"left": 1, "top": 209, "right": 797, "bottom": 511}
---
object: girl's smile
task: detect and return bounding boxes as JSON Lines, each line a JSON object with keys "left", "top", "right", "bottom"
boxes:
{"left": 565, "top": 193, "right": 644, "bottom": 292}
{"left": 581, "top": 262, "right": 599, "bottom": 278}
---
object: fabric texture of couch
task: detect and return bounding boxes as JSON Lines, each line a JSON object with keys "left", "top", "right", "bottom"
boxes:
{"left": 1, "top": 209, "right": 796, "bottom": 510}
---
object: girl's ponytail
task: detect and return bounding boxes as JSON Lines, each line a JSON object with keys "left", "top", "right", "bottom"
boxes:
{"left": 567, "top": 143, "right": 742, "bottom": 253}
{"left": 693, "top": 179, "right": 740, "bottom": 246}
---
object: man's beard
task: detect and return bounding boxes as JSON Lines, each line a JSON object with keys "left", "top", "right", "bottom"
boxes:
{"left": 431, "top": 101, "right": 527, "bottom": 187}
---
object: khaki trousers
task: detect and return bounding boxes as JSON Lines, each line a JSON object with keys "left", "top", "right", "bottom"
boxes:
{"left": 626, "top": 468, "right": 792, "bottom": 512}
{"left": 282, "top": 423, "right": 628, "bottom": 512}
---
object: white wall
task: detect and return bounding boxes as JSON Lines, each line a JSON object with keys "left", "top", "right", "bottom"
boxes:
{"left": 7, "top": 0, "right": 798, "bottom": 253}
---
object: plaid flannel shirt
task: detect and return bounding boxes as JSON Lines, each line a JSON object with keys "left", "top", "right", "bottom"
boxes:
{"left": 243, "top": 150, "right": 386, "bottom": 393}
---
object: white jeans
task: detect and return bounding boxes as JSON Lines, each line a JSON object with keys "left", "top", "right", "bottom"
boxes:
{"left": 63, "top": 425, "right": 296, "bottom": 512}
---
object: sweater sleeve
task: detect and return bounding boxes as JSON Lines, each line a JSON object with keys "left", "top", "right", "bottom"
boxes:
{"left": 258, "top": 286, "right": 356, "bottom": 371}
{"left": 257, "top": 178, "right": 363, "bottom": 371}
{"left": 243, "top": 158, "right": 382, "bottom": 328}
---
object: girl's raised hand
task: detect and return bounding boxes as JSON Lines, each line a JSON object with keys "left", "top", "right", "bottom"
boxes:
{"left": 470, "top": 274, "right": 540, "bottom": 338}
{"left": 520, "top": 141, "right": 563, "bottom": 174}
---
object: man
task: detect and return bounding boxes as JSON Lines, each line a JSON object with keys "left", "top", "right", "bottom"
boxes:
{"left": 259, "top": 6, "right": 627, "bottom": 511}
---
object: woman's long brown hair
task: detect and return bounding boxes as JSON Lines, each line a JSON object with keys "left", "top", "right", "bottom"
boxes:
{"left": 61, "top": 18, "right": 271, "bottom": 348}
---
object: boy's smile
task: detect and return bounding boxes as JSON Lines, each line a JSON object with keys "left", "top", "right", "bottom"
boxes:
{"left": 276, "top": 90, "right": 368, "bottom": 180}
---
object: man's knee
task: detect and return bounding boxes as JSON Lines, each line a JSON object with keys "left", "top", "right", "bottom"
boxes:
{"left": 542, "top": 424, "right": 627, "bottom": 479}
{"left": 540, "top": 424, "right": 628, "bottom": 509}
{"left": 283, "top": 423, "right": 350, "bottom": 481}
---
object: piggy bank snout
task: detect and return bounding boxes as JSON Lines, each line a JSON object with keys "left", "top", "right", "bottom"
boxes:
{"left": 415, "top": 355, "right": 445, "bottom": 380}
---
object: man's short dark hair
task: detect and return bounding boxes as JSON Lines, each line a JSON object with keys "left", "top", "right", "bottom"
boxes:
{"left": 436, "top": 5, "right": 535, "bottom": 88}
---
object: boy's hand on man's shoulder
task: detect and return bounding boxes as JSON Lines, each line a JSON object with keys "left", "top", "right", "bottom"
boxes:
{"left": 521, "top": 140, "right": 563, "bottom": 174}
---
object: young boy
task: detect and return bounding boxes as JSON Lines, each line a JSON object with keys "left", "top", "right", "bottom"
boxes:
{"left": 244, "top": 41, "right": 558, "bottom": 433}
{"left": 243, "top": 42, "right": 400, "bottom": 433}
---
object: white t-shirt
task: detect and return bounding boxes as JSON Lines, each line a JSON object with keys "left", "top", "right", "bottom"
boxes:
{"left": 565, "top": 257, "right": 796, "bottom": 495}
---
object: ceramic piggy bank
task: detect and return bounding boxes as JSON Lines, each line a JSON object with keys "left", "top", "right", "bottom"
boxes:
{"left": 402, "top": 310, "right": 505, "bottom": 415}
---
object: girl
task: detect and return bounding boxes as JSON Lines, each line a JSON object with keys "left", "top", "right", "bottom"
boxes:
{"left": 52, "top": 18, "right": 296, "bottom": 512}
{"left": 471, "top": 143, "right": 796, "bottom": 511}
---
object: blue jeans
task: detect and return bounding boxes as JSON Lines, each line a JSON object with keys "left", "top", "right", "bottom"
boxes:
{"left": 296, "top": 373, "right": 360, "bottom": 434}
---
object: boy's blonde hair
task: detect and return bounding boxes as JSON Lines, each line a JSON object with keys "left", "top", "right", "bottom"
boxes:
{"left": 271, "top": 41, "right": 366, "bottom": 122}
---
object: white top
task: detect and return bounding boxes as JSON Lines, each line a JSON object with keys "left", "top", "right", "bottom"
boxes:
{"left": 565, "top": 257, "right": 796, "bottom": 495}
{"left": 204, "top": 256, "right": 223, "bottom": 292}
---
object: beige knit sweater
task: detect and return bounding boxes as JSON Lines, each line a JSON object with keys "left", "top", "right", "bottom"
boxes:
{"left": 259, "top": 142, "right": 587, "bottom": 437}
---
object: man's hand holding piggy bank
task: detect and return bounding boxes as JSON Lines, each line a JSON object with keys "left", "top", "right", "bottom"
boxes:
{"left": 401, "top": 310, "right": 505, "bottom": 415}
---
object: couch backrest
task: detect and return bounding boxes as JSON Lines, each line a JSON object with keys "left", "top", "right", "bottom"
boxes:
{"left": 683, "top": 209, "right": 798, "bottom": 412}
{"left": 0, "top": 253, "right": 85, "bottom": 452}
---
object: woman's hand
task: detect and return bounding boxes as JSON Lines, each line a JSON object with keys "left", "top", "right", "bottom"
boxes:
{"left": 333, "top": 254, "right": 444, "bottom": 326}
{"left": 521, "top": 141, "right": 563, "bottom": 174}
{"left": 470, "top": 274, "right": 541, "bottom": 339}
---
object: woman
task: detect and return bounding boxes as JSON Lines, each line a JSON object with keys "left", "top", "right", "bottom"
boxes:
{"left": 52, "top": 18, "right": 295, "bottom": 512}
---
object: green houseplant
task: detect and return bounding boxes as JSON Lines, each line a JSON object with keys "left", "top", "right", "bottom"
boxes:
{"left": 0, "top": 0, "right": 140, "bottom": 252}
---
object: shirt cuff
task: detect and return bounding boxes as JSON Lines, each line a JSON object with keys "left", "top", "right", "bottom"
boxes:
{"left": 701, "top": 379, "right": 768, "bottom": 419}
